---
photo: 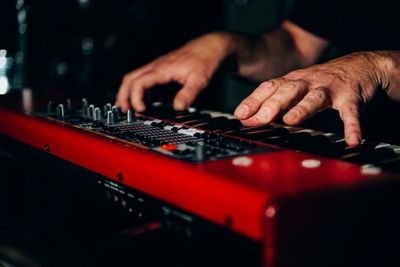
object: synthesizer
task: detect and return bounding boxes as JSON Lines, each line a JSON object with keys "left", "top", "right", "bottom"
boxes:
{"left": 38, "top": 98, "right": 400, "bottom": 169}
{"left": 1, "top": 95, "right": 400, "bottom": 266}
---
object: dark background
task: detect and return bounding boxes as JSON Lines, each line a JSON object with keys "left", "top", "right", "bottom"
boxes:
{"left": 1, "top": 1, "right": 400, "bottom": 266}
{"left": 2, "top": 0, "right": 400, "bottom": 145}
{"left": 0, "top": 0, "right": 294, "bottom": 111}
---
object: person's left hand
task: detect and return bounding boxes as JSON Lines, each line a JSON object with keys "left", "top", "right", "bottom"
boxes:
{"left": 234, "top": 51, "right": 389, "bottom": 146}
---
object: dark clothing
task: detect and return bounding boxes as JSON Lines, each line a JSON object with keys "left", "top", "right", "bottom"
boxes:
{"left": 288, "top": 0, "right": 400, "bottom": 145}
{"left": 289, "top": 0, "right": 400, "bottom": 54}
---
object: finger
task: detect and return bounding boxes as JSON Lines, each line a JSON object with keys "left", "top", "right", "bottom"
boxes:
{"left": 234, "top": 79, "right": 283, "bottom": 120}
{"left": 283, "top": 87, "right": 331, "bottom": 125}
{"left": 173, "top": 75, "right": 208, "bottom": 110}
{"left": 241, "top": 80, "right": 308, "bottom": 126}
{"left": 130, "top": 71, "right": 173, "bottom": 112}
{"left": 116, "top": 76, "right": 133, "bottom": 112}
{"left": 338, "top": 102, "right": 362, "bottom": 146}
{"left": 116, "top": 64, "right": 155, "bottom": 112}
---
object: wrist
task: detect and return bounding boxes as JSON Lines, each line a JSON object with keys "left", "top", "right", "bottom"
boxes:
{"left": 374, "top": 50, "right": 400, "bottom": 99}
{"left": 204, "top": 31, "right": 238, "bottom": 58}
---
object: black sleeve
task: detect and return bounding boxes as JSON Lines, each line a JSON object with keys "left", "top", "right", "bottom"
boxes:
{"left": 287, "top": 0, "right": 400, "bottom": 52}
{"left": 287, "top": 0, "right": 345, "bottom": 42}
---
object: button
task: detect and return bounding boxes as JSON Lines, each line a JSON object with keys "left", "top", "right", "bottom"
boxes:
{"left": 160, "top": 144, "right": 177, "bottom": 151}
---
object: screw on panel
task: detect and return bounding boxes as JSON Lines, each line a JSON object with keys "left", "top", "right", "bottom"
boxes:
{"left": 225, "top": 216, "right": 233, "bottom": 228}
{"left": 44, "top": 145, "right": 51, "bottom": 152}
{"left": 117, "top": 172, "right": 124, "bottom": 181}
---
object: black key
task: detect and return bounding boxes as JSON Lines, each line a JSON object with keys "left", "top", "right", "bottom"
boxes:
{"left": 144, "top": 103, "right": 193, "bottom": 119}
{"left": 173, "top": 113, "right": 211, "bottom": 123}
{"left": 214, "top": 119, "right": 243, "bottom": 132}
{"left": 379, "top": 157, "right": 400, "bottom": 172}
{"left": 335, "top": 141, "right": 378, "bottom": 159}
{"left": 194, "top": 117, "right": 239, "bottom": 131}
{"left": 342, "top": 147, "right": 397, "bottom": 165}
{"left": 184, "top": 118, "right": 211, "bottom": 126}
{"left": 244, "top": 128, "right": 289, "bottom": 141}
{"left": 232, "top": 125, "right": 274, "bottom": 135}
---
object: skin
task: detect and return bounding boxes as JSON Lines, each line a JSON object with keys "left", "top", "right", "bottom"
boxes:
{"left": 116, "top": 20, "right": 400, "bottom": 146}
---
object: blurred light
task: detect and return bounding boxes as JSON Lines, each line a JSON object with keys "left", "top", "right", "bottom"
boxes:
{"left": 22, "top": 88, "right": 33, "bottom": 113}
{"left": 301, "top": 159, "right": 321, "bottom": 168}
{"left": 0, "top": 76, "right": 9, "bottom": 95}
{"left": 56, "top": 62, "right": 68, "bottom": 76}
{"left": 232, "top": 156, "right": 253, "bottom": 167}
{"left": 0, "top": 58, "right": 6, "bottom": 69}
{"left": 78, "top": 0, "right": 90, "bottom": 9}
{"left": 0, "top": 49, "right": 6, "bottom": 57}
{"left": 15, "top": 52, "right": 24, "bottom": 64}
{"left": 17, "top": 9, "right": 27, "bottom": 23}
{"left": 265, "top": 205, "right": 277, "bottom": 219}
{"left": 16, "top": 0, "right": 24, "bottom": 10}
{"left": 360, "top": 165, "right": 382, "bottom": 175}
{"left": 18, "top": 23, "right": 28, "bottom": 34}
{"left": 82, "top": 38, "right": 94, "bottom": 55}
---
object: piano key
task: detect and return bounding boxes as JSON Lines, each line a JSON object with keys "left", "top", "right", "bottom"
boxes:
{"left": 193, "top": 117, "right": 242, "bottom": 131}
{"left": 379, "top": 157, "right": 400, "bottom": 172}
{"left": 341, "top": 147, "right": 398, "bottom": 165}
{"left": 173, "top": 113, "right": 212, "bottom": 123}
{"left": 244, "top": 128, "right": 289, "bottom": 141}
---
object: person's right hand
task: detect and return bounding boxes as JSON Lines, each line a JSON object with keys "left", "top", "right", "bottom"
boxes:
{"left": 116, "top": 32, "right": 233, "bottom": 112}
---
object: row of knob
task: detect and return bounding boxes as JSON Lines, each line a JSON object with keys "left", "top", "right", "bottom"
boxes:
{"left": 47, "top": 98, "right": 136, "bottom": 125}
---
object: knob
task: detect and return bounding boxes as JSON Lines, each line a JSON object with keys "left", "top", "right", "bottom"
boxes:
{"left": 66, "top": 99, "right": 72, "bottom": 110}
{"left": 56, "top": 104, "right": 65, "bottom": 120}
{"left": 127, "top": 109, "right": 135, "bottom": 123}
{"left": 103, "top": 103, "right": 112, "bottom": 117}
{"left": 194, "top": 142, "right": 205, "bottom": 161}
{"left": 106, "top": 110, "right": 116, "bottom": 125}
{"left": 81, "top": 98, "right": 88, "bottom": 108}
{"left": 94, "top": 107, "right": 102, "bottom": 121}
{"left": 112, "top": 105, "right": 120, "bottom": 120}
{"left": 47, "top": 101, "right": 53, "bottom": 114}
{"left": 81, "top": 98, "right": 89, "bottom": 116}
{"left": 88, "top": 104, "right": 95, "bottom": 119}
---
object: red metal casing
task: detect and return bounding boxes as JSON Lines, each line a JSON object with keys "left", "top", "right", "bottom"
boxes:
{"left": 0, "top": 97, "right": 394, "bottom": 266}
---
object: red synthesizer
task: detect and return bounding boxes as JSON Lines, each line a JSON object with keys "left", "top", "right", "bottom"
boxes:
{"left": 1, "top": 93, "right": 400, "bottom": 266}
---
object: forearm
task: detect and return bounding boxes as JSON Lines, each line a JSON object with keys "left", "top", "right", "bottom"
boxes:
{"left": 376, "top": 50, "right": 400, "bottom": 100}
{"left": 215, "top": 20, "right": 329, "bottom": 82}
{"left": 229, "top": 28, "right": 304, "bottom": 81}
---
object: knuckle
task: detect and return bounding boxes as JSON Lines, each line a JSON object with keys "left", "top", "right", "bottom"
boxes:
{"left": 192, "top": 73, "right": 209, "bottom": 88}
{"left": 260, "top": 78, "right": 284, "bottom": 89}
{"left": 122, "top": 74, "right": 131, "bottom": 84}
{"left": 260, "top": 80, "right": 275, "bottom": 88}
{"left": 342, "top": 103, "right": 359, "bottom": 115}
{"left": 312, "top": 87, "right": 329, "bottom": 98}
{"left": 242, "top": 96, "right": 261, "bottom": 107}
{"left": 307, "top": 90, "right": 327, "bottom": 102}
{"left": 265, "top": 98, "right": 282, "bottom": 112}
{"left": 292, "top": 105, "right": 309, "bottom": 117}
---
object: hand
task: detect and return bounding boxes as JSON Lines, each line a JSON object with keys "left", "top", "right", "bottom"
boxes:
{"left": 116, "top": 32, "right": 233, "bottom": 112}
{"left": 234, "top": 51, "right": 391, "bottom": 146}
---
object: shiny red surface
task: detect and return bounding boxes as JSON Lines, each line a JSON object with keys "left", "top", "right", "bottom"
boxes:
{"left": 0, "top": 104, "right": 394, "bottom": 267}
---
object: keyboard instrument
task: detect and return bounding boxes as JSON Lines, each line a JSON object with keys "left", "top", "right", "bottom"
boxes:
{"left": 1, "top": 94, "right": 400, "bottom": 267}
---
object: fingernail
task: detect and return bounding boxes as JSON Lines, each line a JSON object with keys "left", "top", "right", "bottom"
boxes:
{"left": 234, "top": 105, "right": 249, "bottom": 119}
{"left": 135, "top": 103, "right": 145, "bottom": 112}
{"left": 258, "top": 107, "right": 271, "bottom": 120}
{"left": 349, "top": 134, "right": 360, "bottom": 145}
{"left": 174, "top": 100, "right": 186, "bottom": 110}
{"left": 285, "top": 110, "right": 298, "bottom": 120}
